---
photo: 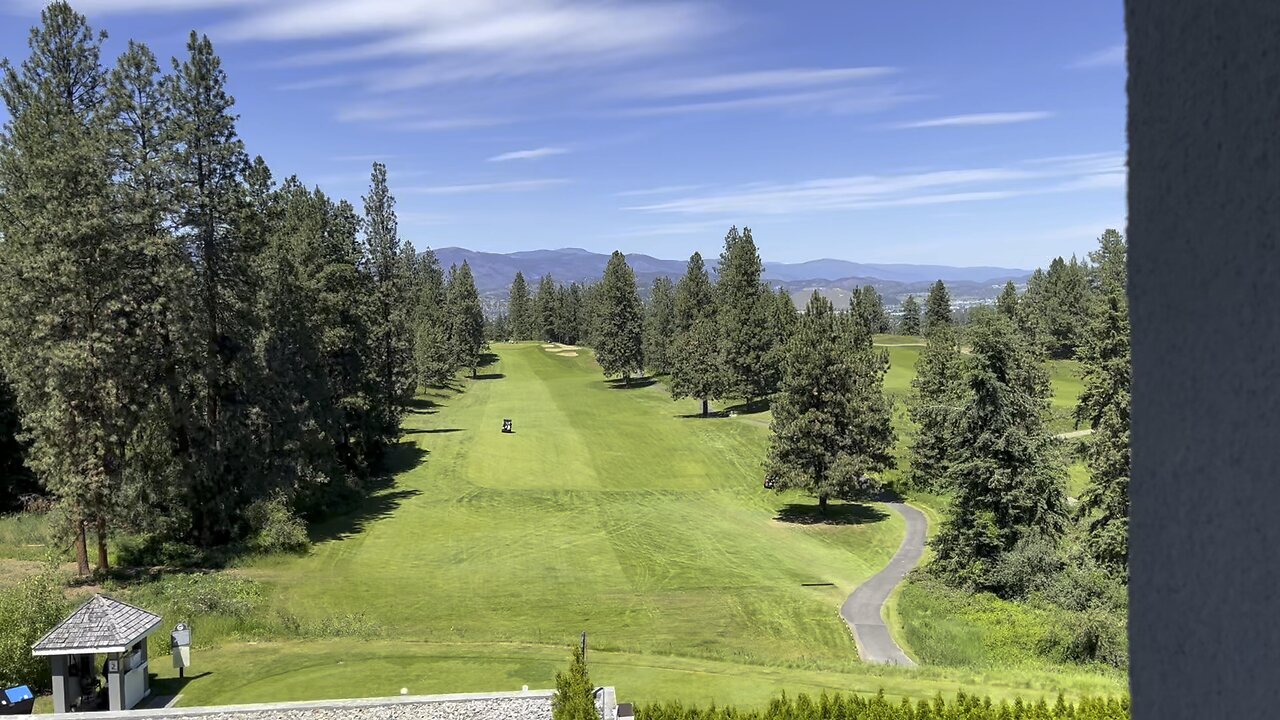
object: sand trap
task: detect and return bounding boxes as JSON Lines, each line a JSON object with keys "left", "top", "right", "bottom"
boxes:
{"left": 556, "top": 351, "right": 580, "bottom": 357}
{"left": 541, "top": 344, "right": 559, "bottom": 350}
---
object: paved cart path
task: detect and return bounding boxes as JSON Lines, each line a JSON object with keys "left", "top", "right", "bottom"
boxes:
{"left": 840, "top": 502, "right": 928, "bottom": 666}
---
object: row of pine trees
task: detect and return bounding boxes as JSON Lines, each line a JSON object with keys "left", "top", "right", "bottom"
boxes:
{"left": 0, "top": 3, "right": 488, "bottom": 574}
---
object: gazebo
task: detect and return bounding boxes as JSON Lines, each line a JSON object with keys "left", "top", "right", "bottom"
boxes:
{"left": 31, "top": 594, "right": 162, "bottom": 713}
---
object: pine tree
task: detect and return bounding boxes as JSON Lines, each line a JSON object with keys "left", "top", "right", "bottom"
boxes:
{"left": 1074, "top": 229, "right": 1130, "bottom": 572}
{"left": 360, "top": 162, "right": 415, "bottom": 447}
{"left": 761, "top": 287, "right": 798, "bottom": 396}
{"left": 716, "top": 226, "right": 773, "bottom": 401}
{"left": 0, "top": 375, "right": 34, "bottom": 512}
{"left": 534, "top": 274, "right": 559, "bottom": 342}
{"left": 899, "top": 295, "right": 922, "bottom": 335}
{"left": 168, "top": 29, "right": 261, "bottom": 546}
{"left": 594, "top": 252, "right": 644, "bottom": 386}
{"left": 924, "top": 280, "right": 953, "bottom": 334}
{"left": 906, "top": 324, "right": 968, "bottom": 489}
{"left": 766, "top": 292, "right": 895, "bottom": 512}
{"left": 643, "top": 277, "right": 676, "bottom": 375}
{"left": 0, "top": 2, "right": 139, "bottom": 572}
{"left": 445, "top": 262, "right": 486, "bottom": 378}
{"left": 1037, "top": 256, "right": 1093, "bottom": 358}
{"left": 996, "top": 281, "right": 1020, "bottom": 321}
{"left": 932, "top": 308, "right": 1069, "bottom": 591}
{"left": 552, "top": 644, "right": 597, "bottom": 720}
{"left": 670, "top": 253, "right": 722, "bottom": 416}
{"left": 851, "top": 285, "right": 889, "bottom": 337}
{"left": 557, "top": 283, "right": 584, "bottom": 345}
{"left": 508, "top": 272, "right": 532, "bottom": 341}
{"left": 412, "top": 248, "right": 454, "bottom": 388}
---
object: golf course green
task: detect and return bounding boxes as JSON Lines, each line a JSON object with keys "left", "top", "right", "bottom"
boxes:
{"left": 129, "top": 341, "right": 1122, "bottom": 707}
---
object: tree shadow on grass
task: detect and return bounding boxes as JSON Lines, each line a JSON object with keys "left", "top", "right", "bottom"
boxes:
{"left": 402, "top": 427, "right": 465, "bottom": 435}
{"left": 479, "top": 352, "right": 500, "bottom": 368}
{"left": 775, "top": 501, "right": 889, "bottom": 526}
{"left": 724, "top": 398, "right": 772, "bottom": 415}
{"left": 407, "top": 396, "right": 445, "bottom": 415}
{"left": 470, "top": 373, "right": 505, "bottom": 380}
{"left": 605, "top": 376, "right": 657, "bottom": 390}
{"left": 308, "top": 475, "right": 423, "bottom": 545}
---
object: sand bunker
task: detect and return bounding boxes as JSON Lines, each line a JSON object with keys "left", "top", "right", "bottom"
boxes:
{"left": 556, "top": 351, "right": 580, "bottom": 357}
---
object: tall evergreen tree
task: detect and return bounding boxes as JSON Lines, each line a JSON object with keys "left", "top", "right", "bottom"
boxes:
{"left": 766, "top": 292, "right": 895, "bottom": 512}
{"left": 556, "top": 283, "right": 584, "bottom": 345}
{"left": 1038, "top": 256, "right": 1093, "bottom": 358}
{"left": 1074, "top": 229, "right": 1131, "bottom": 572}
{"left": 360, "top": 162, "right": 415, "bottom": 448}
{"left": 761, "top": 287, "right": 798, "bottom": 397}
{"left": 0, "top": 2, "right": 142, "bottom": 571}
{"left": 167, "top": 29, "right": 262, "bottom": 546}
{"left": 0, "top": 375, "right": 34, "bottom": 512}
{"left": 716, "top": 226, "right": 773, "bottom": 401}
{"left": 923, "top": 280, "right": 953, "bottom": 334}
{"left": 932, "top": 308, "right": 1069, "bottom": 591}
{"left": 851, "top": 285, "right": 890, "bottom": 337}
{"left": 594, "top": 251, "right": 644, "bottom": 386}
{"left": 643, "top": 277, "right": 676, "bottom": 375}
{"left": 412, "top": 248, "right": 453, "bottom": 388}
{"left": 899, "top": 295, "right": 922, "bottom": 335}
{"left": 906, "top": 324, "right": 968, "bottom": 489}
{"left": 445, "top": 262, "right": 486, "bottom": 378}
{"left": 996, "top": 281, "right": 1020, "bottom": 320}
{"left": 670, "top": 253, "right": 722, "bottom": 416}
{"left": 508, "top": 272, "right": 532, "bottom": 341}
{"left": 533, "top": 274, "right": 558, "bottom": 342}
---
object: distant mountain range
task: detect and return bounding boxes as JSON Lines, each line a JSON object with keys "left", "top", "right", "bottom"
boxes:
{"left": 430, "top": 246, "right": 1032, "bottom": 312}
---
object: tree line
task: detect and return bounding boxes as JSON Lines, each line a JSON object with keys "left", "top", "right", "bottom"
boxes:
{"left": 0, "top": 3, "right": 486, "bottom": 574}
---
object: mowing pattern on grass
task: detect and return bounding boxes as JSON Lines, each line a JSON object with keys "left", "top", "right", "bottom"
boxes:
{"left": 212, "top": 344, "right": 915, "bottom": 699}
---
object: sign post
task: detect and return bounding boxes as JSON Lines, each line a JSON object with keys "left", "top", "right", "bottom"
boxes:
{"left": 171, "top": 623, "right": 191, "bottom": 679}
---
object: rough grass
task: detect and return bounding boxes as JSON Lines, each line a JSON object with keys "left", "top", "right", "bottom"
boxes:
{"left": 0, "top": 512, "right": 53, "bottom": 561}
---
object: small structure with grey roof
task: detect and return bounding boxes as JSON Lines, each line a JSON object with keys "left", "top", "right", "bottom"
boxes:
{"left": 32, "top": 594, "right": 163, "bottom": 713}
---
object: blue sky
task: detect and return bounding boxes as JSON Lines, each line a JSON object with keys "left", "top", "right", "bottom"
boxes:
{"left": 1, "top": 1, "right": 1125, "bottom": 268}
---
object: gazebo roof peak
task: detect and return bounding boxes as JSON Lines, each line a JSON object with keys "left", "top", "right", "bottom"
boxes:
{"left": 31, "top": 593, "right": 162, "bottom": 656}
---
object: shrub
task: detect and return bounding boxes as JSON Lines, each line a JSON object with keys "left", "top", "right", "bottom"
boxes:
{"left": 988, "top": 534, "right": 1067, "bottom": 599}
{"left": 637, "top": 690, "right": 1130, "bottom": 720}
{"left": 115, "top": 534, "right": 211, "bottom": 568}
{"left": 553, "top": 644, "right": 599, "bottom": 720}
{"left": 139, "top": 572, "right": 264, "bottom": 620}
{"left": 244, "top": 494, "right": 310, "bottom": 554}
{"left": 0, "top": 565, "right": 69, "bottom": 691}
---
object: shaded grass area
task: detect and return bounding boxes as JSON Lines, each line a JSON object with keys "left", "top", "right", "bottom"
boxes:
{"left": 0, "top": 511, "right": 53, "bottom": 561}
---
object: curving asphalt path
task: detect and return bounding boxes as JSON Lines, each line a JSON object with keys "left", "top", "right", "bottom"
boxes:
{"left": 840, "top": 502, "right": 928, "bottom": 666}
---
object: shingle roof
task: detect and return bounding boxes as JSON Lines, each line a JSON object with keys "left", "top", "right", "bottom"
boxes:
{"left": 31, "top": 594, "right": 162, "bottom": 655}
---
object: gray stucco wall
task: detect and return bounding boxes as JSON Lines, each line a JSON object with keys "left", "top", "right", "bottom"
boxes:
{"left": 1127, "top": 0, "right": 1280, "bottom": 717}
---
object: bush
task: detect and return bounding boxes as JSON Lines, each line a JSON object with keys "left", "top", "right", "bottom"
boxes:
{"left": 988, "top": 535, "right": 1067, "bottom": 599}
{"left": 637, "top": 690, "right": 1130, "bottom": 720}
{"left": 138, "top": 572, "right": 264, "bottom": 620}
{"left": 244, "top": 494, "right": 310, "bottom": 554}
{"left": 0, "top": 565, "right": 69, "bottom": 691}
{"left": 1041, "top": 606, "right": 1129, "bottom": 669}
{"left": 115, "top": 534, "right": 212, "bottom": 568}
{"left": 553, "top": 644, "right": 599, "bottom": 720}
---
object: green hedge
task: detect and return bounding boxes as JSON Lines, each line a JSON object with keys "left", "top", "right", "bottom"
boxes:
{"left": 636, "top": 690, "right": 1129, "bottom": 720}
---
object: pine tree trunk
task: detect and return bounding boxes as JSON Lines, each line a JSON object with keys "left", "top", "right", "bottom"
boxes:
{"left": 624, "top": 373, "right": 630, "bottom": 388}
{"left": 95, "top": 517, "right": 109, "bottom": 572}
{"left": 74, "top": 518, "right": 90, "bottom": 576}
{"left": 819, "top": 495, "right": 829, "bottom": 514}
{"left": 701, "top": 398, "right": 709, "bottom": 417}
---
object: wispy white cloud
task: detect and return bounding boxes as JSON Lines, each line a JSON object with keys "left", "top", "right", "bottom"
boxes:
{"left": 277, "top": 74, "right": 357, "bottom": 92}
{"left": 403, "top": 178, "right": 570, "bottom": 195}
{"left": 1071, "top": 43, "right": 1125, "bottom": 69}
{"left": 335, "top": 105, "right": 513, "bottom": 132}
{"left": 625, "top": 67, "right": 897, "bottom": 98}
{"left": 614, "top": 184, "right": 706, "bottom": 198}
{"left": 488, "top": 147, "right": 569, "bottom": 162}
{"left": 616, "top": 87, "right": 919, "bottom": 118}
{"left": 895, "top": 111, "right": 1053, "bottom": 129}
{"left": 623, "top": 153, "right": 1126, "bottom": 216}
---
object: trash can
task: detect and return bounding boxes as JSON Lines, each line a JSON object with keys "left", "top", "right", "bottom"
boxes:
{"left": 0, "top": 686, "right": 34, "bottom": 715}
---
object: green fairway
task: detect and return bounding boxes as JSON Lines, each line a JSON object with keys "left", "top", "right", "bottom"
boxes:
{"left": 6, "top": 341, "right": 1122, "bottom": 708}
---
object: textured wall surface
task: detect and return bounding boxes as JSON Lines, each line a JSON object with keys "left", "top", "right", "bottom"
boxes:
{"left": 47, "top": 689, "right": 616, "bottom": 720}
{"left": 1127, "top": 0, "right": 1280, "bottom": 717}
